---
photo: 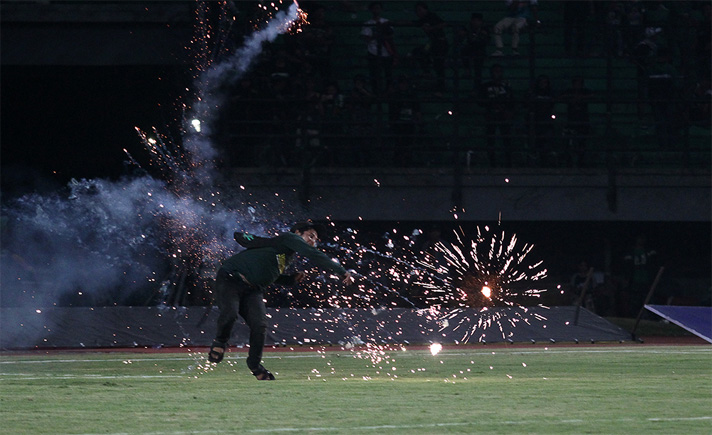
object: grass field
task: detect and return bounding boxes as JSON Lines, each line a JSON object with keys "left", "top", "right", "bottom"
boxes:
{"left": 1, "top": 344, "right": 710, "bottom": 434}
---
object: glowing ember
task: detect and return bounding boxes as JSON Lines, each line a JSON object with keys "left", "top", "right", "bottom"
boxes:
{"left": 429, "top": 343, "right": 443, "bottom": 356}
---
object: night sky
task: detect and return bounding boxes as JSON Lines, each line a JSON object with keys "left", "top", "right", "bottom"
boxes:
{"left": 1, "top": 64, "right": 190, "bottom": 196}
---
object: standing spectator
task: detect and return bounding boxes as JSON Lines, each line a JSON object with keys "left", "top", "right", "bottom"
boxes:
{"left": 361, "top": 1, "right": 398, "bottom": 95}
{"left": 388, "top": 75, "right": 422, "bottom": 167}
{"left": 492, "top": 0, "right": 539, "bottom": 57}
{"left": 412, "top": 2, "right": 449, "bottom": 93}
{"left": 479, "top": 64, "right": 515, "bottom": 167}
{"left": 560, "top": 76, "right": 593, "bottom": 167}
{"left": 527, "top": 74, "right": 556, "bottom": 166}
{"left": 454, "top": 12, "right": 490, "bottom": 92}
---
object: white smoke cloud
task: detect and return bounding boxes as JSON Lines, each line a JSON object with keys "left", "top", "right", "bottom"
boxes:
{"left": 1, "top": 2, "right": 304, "bottom": 309}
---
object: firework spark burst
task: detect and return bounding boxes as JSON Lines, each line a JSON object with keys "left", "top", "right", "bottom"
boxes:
{"left": 412, "top": 225, "right": 549, "bottom": 343}
{"left": 416, "top": 225, "right": 548, "bottom": 307}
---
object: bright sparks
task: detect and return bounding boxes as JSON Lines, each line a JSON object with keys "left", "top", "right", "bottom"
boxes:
{"left": 429, "top": 343, "right": 443, "bottom": 356}
{"left": 412, "top": 225, "right": 549, "bottom": 343}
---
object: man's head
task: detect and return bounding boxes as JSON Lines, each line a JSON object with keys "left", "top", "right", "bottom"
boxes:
{"left": 291, "top": 221, "right": 326, "bottom": 247}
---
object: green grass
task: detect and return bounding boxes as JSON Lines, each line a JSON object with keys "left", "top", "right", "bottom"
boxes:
{"left": 1, "top": 346, "right": 710, "bottom": 434}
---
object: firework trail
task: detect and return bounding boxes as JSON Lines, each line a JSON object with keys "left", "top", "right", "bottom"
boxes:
{"left": 127, "top": 1, "right": 308, "bottom": 305}
{"left": 1, "top": 1, "right": 307, "bottom": 311}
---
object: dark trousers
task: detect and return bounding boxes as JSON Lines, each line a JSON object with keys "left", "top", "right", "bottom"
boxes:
{"left": 213, "top": 268, "right": 267, "bottom": 371}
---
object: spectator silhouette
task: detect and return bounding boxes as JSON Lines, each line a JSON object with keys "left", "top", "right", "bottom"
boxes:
{"left": 479, "top": 64, "right": 515, "bottom": 167}
{"left": 412, "top": 2, "right": 449, "bottom": 93}
{"left": 492, "top": 0, "right": 539, "bottom": 57}
{"left": 454, "top": 12, "right": 490, "bottom": 92}
{"left": 361, "top": 1, "right": 398, "bottom": 95}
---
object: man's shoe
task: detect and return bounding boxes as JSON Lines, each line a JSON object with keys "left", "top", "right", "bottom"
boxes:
{"left": 207, "top": 341, "right": 226, "bottom": 363}
{"left": 251, "top": 365, "right": 276, "bottom": 380}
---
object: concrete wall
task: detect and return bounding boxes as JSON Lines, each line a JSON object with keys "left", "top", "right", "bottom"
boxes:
{"left": 229, "top": 168, "right": 712, "bottom": 222}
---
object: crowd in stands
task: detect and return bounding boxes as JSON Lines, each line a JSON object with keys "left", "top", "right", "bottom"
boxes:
{"left": 214, "top": 1, "right": 710, "bottom": 169}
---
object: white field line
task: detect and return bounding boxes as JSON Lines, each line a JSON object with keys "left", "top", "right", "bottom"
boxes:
{"left": 0, "top": 346, "right": 710, "bottom": 366}
{"left": 0, "top": 373, "right": 182, "bottom": 380}
{"left": 75, "top": 416, "right": 712, "bottom": 435}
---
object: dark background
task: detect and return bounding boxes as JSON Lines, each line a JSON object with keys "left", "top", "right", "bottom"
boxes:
{"left": 1, "top": 1, "right": 709, "bottom": 310}
{"left": 1, "top": 65, "right": 190, "bottom": 197}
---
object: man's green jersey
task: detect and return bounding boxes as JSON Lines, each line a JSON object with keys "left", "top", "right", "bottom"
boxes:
{"left": 221, "top": 232, "right": 348, "bottom": 288}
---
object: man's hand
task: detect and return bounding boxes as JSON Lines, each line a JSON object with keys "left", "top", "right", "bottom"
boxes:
{"left": 342, "top": 271, "right": 355, "bottom": 285}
